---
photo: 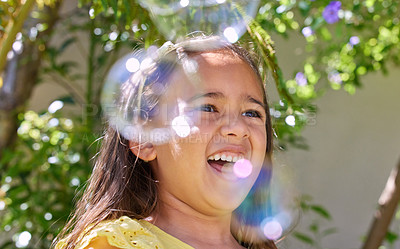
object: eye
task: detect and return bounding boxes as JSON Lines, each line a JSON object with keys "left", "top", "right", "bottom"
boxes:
{"left": 198, "top": 104, "right": 218, "bottom": 113}
{"left": 242, "top": 110, "right": 263, "bottom": 118}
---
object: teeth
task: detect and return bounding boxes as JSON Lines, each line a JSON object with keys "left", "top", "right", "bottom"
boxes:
{"left": 208, "top": 153, "right": 244, "bottom": 163}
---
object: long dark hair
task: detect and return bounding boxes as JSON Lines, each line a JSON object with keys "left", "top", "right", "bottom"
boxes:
{"left": 54, "top": 36, "right": 276, "bottom": 249}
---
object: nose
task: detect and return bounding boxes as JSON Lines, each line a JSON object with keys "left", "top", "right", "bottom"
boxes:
{"left": 219, "top": 113, "right": 250, "bottom": 139}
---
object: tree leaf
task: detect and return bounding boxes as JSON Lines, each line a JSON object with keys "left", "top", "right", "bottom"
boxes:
{"left": 109, "top": 0, "right": 118, "bottom": 19}
{"left": 58, "top": 37, "right": 77, "bottom": 54}
{"left": 385, "top": 230, "right": 399, "bottom": 244}
{"left": 56, "top": 95, "right": 75, "bottom": 105}
{"left": 309, "top": 223, "right": 319, "bottom": 233}
{"left": 310, "top": 205, "right": 332, "bottom": 220}
{"left": 100, "top": 0, "right": 108, "bottom": 9}
{"left": 292, "top": 231, "right": 315, "bottom": 245}
{"left": 322, "top": 227, "right": 338, "bottom": 237}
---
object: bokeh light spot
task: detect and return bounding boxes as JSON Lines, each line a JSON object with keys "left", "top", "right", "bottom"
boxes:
{"left": 20, "top": 203, "right": 28, "bottom": 210}
{"left": 109, "top": 31, "right": 118, "bottom": 41}
{"left": 223, "top": 27, "right": 239, "bottom": 43}
{"left": 140, "top": 57, "right": 154, "bottom": 71}
{"left": 48, "top": 118, "right": 59, "bottom": 127}
{"left": 5, "top": 176, "right": 12, "bottom": 183}
{"left": 172, "top": 116, "right": 191, "bottom": 138}
{"left": 302, "top": 26, "right": 313, "bottom": 37}
{"left": 12, "top": 41, "right": 23, "bottom": 54}
{"left": 0, "top": 200, "right": 5, "bottom": 210}
{"left": 16, "top": 231, "right": 31, "bottom": 248}
{"left": 263, "top": 220, "right": 283, "bottom": 240}
{"left": 44, "top": 212, "right": 53, "bottom": 221}
{"left": 233, "top": 159, "right": 253, "bottom": 178}
{"left": 48, "top": 100, "right": 64, "bottom": 114}
{"left": 180, "top": 0, "right": 189, "bottom": 7}
{"left": 138, "top": 0, "right": 260, "bottom": 41}
{"left": 125, "top": 58, "right": 140, "bottom": 73}
{"left": 285, "top": 115, "right": 295, "bottom": 127}
{"left": 70, "top": 177, "right": 80, "bottom": 186}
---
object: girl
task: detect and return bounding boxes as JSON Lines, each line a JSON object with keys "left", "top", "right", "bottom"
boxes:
{"left": 55, "top": 36, "right": 277, "bottom": 249}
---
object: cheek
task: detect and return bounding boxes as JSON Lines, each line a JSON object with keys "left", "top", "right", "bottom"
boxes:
{"left": 155, "top": 136, "right": 207, "bottom": 169}
{"left": 252, "top": 125, "right": 268, "bottom": 151}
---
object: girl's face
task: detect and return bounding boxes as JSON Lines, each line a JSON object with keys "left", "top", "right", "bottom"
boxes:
{"left": 151, "top": 50, "right": 267, "bottom": 216}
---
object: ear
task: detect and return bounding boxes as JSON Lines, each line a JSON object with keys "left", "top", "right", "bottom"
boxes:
{"left": 129, "top": 140, "right": 157, "bottom": 162}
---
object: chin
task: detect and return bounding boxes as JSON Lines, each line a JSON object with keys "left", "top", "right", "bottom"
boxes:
{"left": 210, "top": 192, "right": 250, "bottom": 213}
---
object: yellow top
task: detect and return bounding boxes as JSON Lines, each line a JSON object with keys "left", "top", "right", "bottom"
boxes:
{"left": 55, "top": 216, "right": 194, "bottom": 249}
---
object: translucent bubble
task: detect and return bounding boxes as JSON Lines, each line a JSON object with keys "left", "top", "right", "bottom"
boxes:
{"left": 137, "top": 0, "right": 260, "bottom": 42}
{"left": 101, "top": 42, "right": 204, "bottom": 144}
{"left": 233, "top": 159, "right": 253, "bottom": 178}
{"left": 233, "top": 159, "right": 300, "bottom": 243}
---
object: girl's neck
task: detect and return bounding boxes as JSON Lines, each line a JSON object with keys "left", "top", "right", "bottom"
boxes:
{"left": 149, "top": 195, "right": 244, "bottom": 249}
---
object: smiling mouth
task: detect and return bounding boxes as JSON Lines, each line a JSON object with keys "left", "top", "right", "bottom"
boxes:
{"left": 207, "top": 159, "right": 229, "bottom": 172}
{"left": 206, "top": 150, "right": 248, "bottom": 176}
{"left": 207, "top": 154, "right": 244, "bottom": 173}
{"left": 207, "top": 153, "right": 244, "bottom": 163}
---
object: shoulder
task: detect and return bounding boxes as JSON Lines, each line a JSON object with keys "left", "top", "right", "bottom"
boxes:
{"left": 82, "top": 236, "right": 120, "bottom": 249}
{"left": 57, "top": 216, "right": 163, "bottom": 249}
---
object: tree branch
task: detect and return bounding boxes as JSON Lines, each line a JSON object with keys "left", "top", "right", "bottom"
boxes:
{"left": 246, "top": 20, "right": 295, "bottom": 105}
{"left": 0, "top": 0, "right": 36, "bottom": 73}
{"left": 361, "top": 157, "right": 400, "bottom": 249}
{"left": 0, "top": 1, "right": 63, "bottom": 161}
{"left": 46, "top": 72, "right": 86, "bottom": 105}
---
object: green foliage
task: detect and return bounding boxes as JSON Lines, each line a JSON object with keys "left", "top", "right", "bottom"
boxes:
{"left": 257, "top": 0, "right": 400, "bottom": 96}
{"left": 78, "top": 0, "right": 163, "bottom": 46}
{"left": 377, "top": 208, "right": 400, "bottom": 248}
{"left": 0, "top": 3, "right": 148, "bottom": 248}
{"left": 385, "top": 230, "right": 399, "bottom": 245}
{"left": 1, "top": 0, "right": 400, "bottom": 248}
{"left": 77, "top": 0, "right": 400, "bottom": 150}
{"left": 291, "top": 195, "right": 337, "bottom": 248}
{"left": 0, "top": 107, "right": 97, "bottom": 248}
{"left": 253, "top": 0, "right": 400, "bottom": 149}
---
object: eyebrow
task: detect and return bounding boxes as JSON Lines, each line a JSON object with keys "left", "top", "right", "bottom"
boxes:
{"left": 186, "top": 92, "right": 224, "bottom": 103}
{"left": 246, "top": 96, "right": 267, "bottom": 110}
{"left": 187, "top": 91, "right": 266, "bottom": 110}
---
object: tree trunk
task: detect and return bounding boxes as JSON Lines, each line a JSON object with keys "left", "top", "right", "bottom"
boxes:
{"left": 361, "top": 157, "right": 400, "bottom": 249}
{"left": 0, "top": 1, "right": 63, "bottom": 161}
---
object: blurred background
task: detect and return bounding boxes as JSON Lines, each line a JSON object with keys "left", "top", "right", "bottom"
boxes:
{"left": 1, "top": 0, "right": 400, "bottom": 248}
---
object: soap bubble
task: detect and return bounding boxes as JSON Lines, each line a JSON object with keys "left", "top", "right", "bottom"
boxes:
{"left": 101, "top": 42, "right": 204, "bottom": 144}
{"left": 233, "top": 159, "right": 300, "bottom": 243}
{"left": 138, "top": 0, "right": 260, "bottom": 43}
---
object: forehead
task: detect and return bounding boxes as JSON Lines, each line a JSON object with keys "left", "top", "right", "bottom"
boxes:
{"left": 189, "top": 49, "right": 250, "bottom": 70}
{"left": 190, "top": 50, "right": 264, "bottom": 97}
